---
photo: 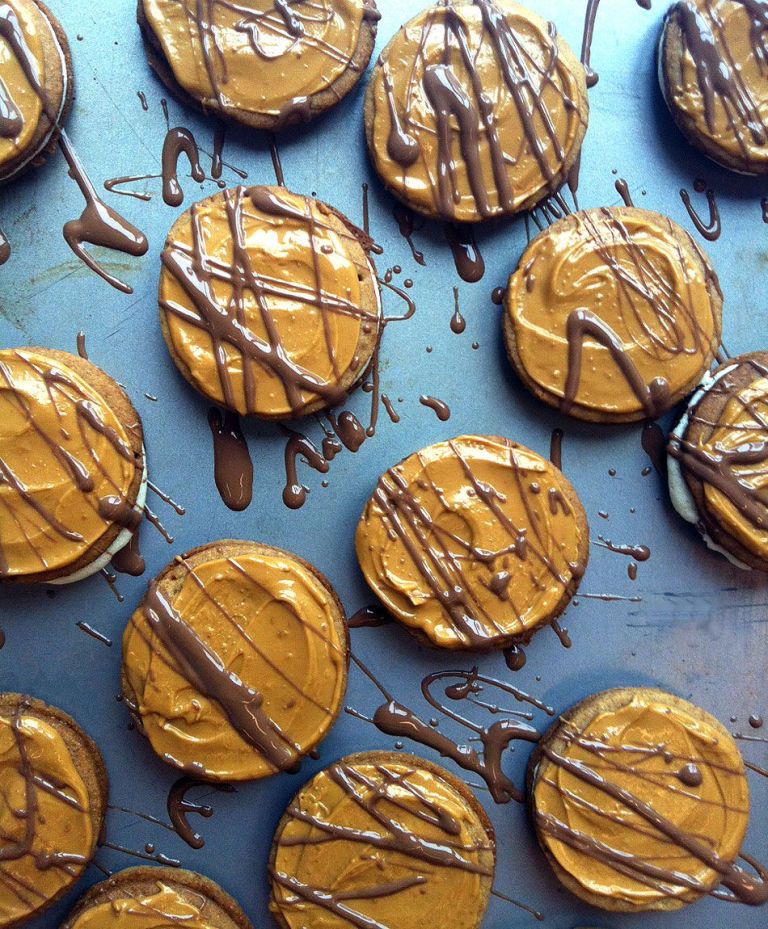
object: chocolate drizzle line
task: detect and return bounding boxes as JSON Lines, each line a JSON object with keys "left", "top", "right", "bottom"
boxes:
{"left": 349, "top": 656, "right": 551, "bottom": 804}
{"left": 0, "top": 225, "right": 9, "bottom": 266}
{"left": 449, "top": 286, "right": 465, "bottom": 334}
{"left": 581, "top": 0, "right": 652, "bottom": 88}
{"left": 167, "top": 776, "right": 233, "bottom": 849}
{"left": 596, "top": 535, "right": 651, "bottom": 561}
{"left": 162, "top": 126, "right": 205, "bottom": 207}
{"left": 75, "top": 621, "right": 112, "bottom": 647}
{"left": 614, "top": 177, "right": 634, "bottom": 207}
{"left": 0, "top": 700, "right": 92, "bottom": 892}
{"left": 444, "top": 225, "right": 484, "bottom": 283}
{"left": 670, "top": 0, "right": 768, "bottom": 166}
{"left": 393, "top": 206, "right": 425, "bottom": 266}
{"left": 419, "top": 395, "right": 451, "bottom": 421}
{"left": 207, "top": 407, "right": 253, "bottom": 511}
{"left": 536, "top": 714, "right": 768, "bottom": 906}
{"left": 680, "top": 180, "right": 721, "bottom": 241}
{"left": 348, "top": 605, "right": 392, "bottom": 629}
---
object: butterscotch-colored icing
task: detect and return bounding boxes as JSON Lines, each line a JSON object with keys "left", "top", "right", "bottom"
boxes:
{"left": 141, "top": 0, "right": 375, "bottom": 123}
{"left": 0, "top": 0, "right": 63, "bottom": 173}
{"left": 505, "top": 208, "right": 722, "bottom": 420}
{"left": 532, "top": 690, "right": 750, "bottom": 909}
{"left": 664, "top": 0, "right": 768, "bottom": 173}
{"left": 159, "top": 186, "right": 381, "bottom": 419}
{"left": 355, "top": 435, "right": 587, "bottom": 650}
{"left": 270, "top": 753, "right": 495, "bottom": 929}
{"left": 0, "top": 703, "right": 96, "bottom": 926}
{"left": 0, "top": 349, "right": 142, "bottom": 580}
{"left": 366, "top": 0, "right": 588, "bottom": 221}
{"left": 122, "top": 546, "right": 347, "bottom": 781}
{"left": 68, "top": 882, "right": 215, "bottom": 929}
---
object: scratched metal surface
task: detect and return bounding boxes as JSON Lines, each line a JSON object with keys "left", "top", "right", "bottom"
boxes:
{"left": 0, "top": 1, "right": 766, "bottom": 928}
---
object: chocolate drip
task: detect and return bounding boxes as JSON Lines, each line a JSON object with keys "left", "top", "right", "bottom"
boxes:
{"left": 597, "top": 536, "right": 651, "bottom": 560}
{"left": 104, "top": 174, "right": 158, "bottom": 202}
{"left": 491, "top": 286, "right": 504, "bottom": 306}
{"left": 0, "top": 75, "right": 22, "bottom": 138}
{"left": 503, "top": 644, "right": 527, "bottom": 671}
{"left": 348, "top": 605, "right": 392, "bottom": 629}
{"left": 75, "top": 621, "right": 112, "bottom": 647}
{"left": 393, "top": 206, "right": 426, "bottom": 265}
{"left": 142, "top": 581, "right": 301, "bottom": 773}
{"left": 282, "top": 429, "right": 329, "bottom": 509}
{"left": 167, "top": 776, "right": 230, "bottom": 849}
{"left": 680, "top": 181, "right": 721, "bottom": 241}
{"left": 269, "top": 134, "right": 285, "bottom": 186}
{"left": 762, "top": 196, "right": 768, "bottom": 223}
{"left": 59, "top": 133, "right": 148, "bottom": 294}
{"left": 449, "top": 287, "right": 465, "bottom": 334}
{"left": 615, "top": 177, "right": 634, "bottom": 206}
{"left": 161, "top": 127, "right": 205, "bottom": 207}
{"left": 76, "top": 331, "right": 88, "bottom": 359}
{"left": 550, "top": 428, "right": 563, "bottom": 470}
{"left": 137, "top": 90, "right": 149, "bottom": 111}
{"left": 642, "top": 421, "right": 668, "bottom": 476}
{"left": 581, "top": 0, "right": 651, "bottom": 88}
{"left": 672, "top": 0, "right": 768, "bottom": 159}
{"left": 444, "top": 225, "right": 485, "bottom": 283}
{"left": 380, "top": 58, "right": 420, "bottom": 166}
{"left": 111, "top": 529, "right": 145, "bottom": 576}
{"left": 382, "top": 395, "right": 400, "bottom": 423}
{"left": 99, "top": 840, "right": 180, "bottom": 868}
{"left": 0, "top": 225, "right": 9, "bottom": 265}
{"left": 207, "top": 407, "right": 253, "bottom": 512}
{"left": 419, "top": 395, "right": 451, "bottom": 421}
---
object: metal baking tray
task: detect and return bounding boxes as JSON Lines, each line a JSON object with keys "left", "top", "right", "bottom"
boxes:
{"left": 0, "top": 1, "right": 765, "bottom": 927}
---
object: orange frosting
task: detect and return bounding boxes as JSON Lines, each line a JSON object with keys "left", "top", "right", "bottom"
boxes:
{"left": 159, "top": 186, "right": 381, "bottom": 419}
{"left": 123, "top": 547, "right": 348, "bottom": 781}
{"left": 0, "top": 703, "right": 97, "bottom": 926}
{"left": 532, "top": 690, "right": 750, "bottom": 909}
{"left": 141, "top": 0, "right": 373, "bottom": 122}
{"left": 270, "top": 754, "right": 495, "bottom": 929}
{"left": 356, "top": 435, "right": 587, "bottom": 649}
{"left": 366, "top": 0, "right": 588, "bottom": 220}
{"left": 69, "top": 882, "right": 216, "bottom": 929}
{"left": 505, "top": 207, "right": 721, "bottom": 420}
{"left": 0, "top": 349, "right": 142, "bottom": 580}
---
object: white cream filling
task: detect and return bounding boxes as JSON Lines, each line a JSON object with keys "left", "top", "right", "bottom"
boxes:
{"left": 48, "top": 448, "right": 148, "bottom": 585}
{"left": 4, "top": 8, "right": 70, "bottom": 182}
{"left": 667, "top": 366, "right": 751, "bottom": 571}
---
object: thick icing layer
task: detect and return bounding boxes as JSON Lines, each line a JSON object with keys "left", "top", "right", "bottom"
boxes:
{"left": 355, "top": 435, "right": 587, "bottom": 650}
{"left": 663, "top": 0, "right": 768, "bottom": 173}
{"left": 669, "top": 354, "right": 768, "bottom": 565}
{"left": 269, "top": 754, "right": 495, "bottom": 929}
{"left": 159, "top": 186, "right": 381, "bottom": 419}
{"left": 68, "top": 882, "right": 216, "bottom": 929}
{"left": 0, "top": 349, "right": 143, "bottom": 580}
{"left": 505, "top": 207, "right": 722, "bottom": 419}
{"left": 532, "top": 691, "right": 753, "bottom": 909}
{"left": 141, "top": 0, "right": 375, "bottom": 123}
{"left": 123, "top": 548, "right": 347, "bottom": 781}
{"left": 0, "top": 703, "right": 96, "bottom": 926}
{"left": 366, "top": 0, "right": 588, "bottom": 221}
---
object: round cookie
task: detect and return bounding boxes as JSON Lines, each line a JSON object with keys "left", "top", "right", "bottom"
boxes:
{"left": 137, "top": 0, "right": 380, "bottom": 130}
{"left": 0, "top": 347, "right": 146, "bottom": 585}
{"left": 668, "top": 351, "right": 768, "bottom": 571}
{"left": 355, "top": 434, "right": 589, "bottom": 650}
{"left": 659, "top": 0, "right": 768, "bottom": 175}
{"left": 158, "top": 186, "right": 382, "bottom": 419}
{"left": 527, "top": 687, "right": 758, "bottom": 912}
{"left": 364, "top": 0, "right": 589, "bottom": 222}
{"left": 269, "top": 750, "right": 496, "bottom": 929}
{"left": 0, "top": 0, "right": 73, "bottom": 185}
{"left": 0, "top": 693, "right": 107, "bottom": 929}
{"left": 60, "top": 866, "right": 254, "bottom": 929}
{"left": 503, "top": 207, "right": 723, "bottom": 423}
{"left": 122, "top": 540, "right": 349, "bottom": 782}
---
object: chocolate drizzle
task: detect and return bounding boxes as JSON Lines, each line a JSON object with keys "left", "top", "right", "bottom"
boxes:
{"left": 449, "top": 286, "right": 465, "bottom": 334}
{"left": 680, "top": 180, "right": 721, "bottom": 241}
{"left": 167, "top": 776, "right": 232, "bottom": 849}
{"left": 393, "top": 205, "right": 425, "bottom": 266}
{"left": 75, "top": 621, "right": 113, "bottom": 647}
{"left": 581, "top": 0, "right": 652, "bottom": 88}
{"left": 348, "top": 605, "right": 392, "bottom": 629}
{"left": 419, "top": 395, "right": 451, "bottom": 421}
{"left": 0, "top": 225, "right": 9, "bottom": 266}
{"left": 444, "top": 225, "right": 485, "bottom": 283}
{"left": 207, "top": 407, "right": 253, "bottom": 511}
{"left": 161, "top": 126, "right": 205, "bottom": 207}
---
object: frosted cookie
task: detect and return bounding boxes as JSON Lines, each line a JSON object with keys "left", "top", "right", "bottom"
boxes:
{"left": 0, "top": 348, "right": 146, "bottom": 585}
{"left": 364, "top": 0, "right": 588, "bottom": 221}
{"left": 528, "top": 687, "right": 765, "bottom": 911}
{"left": 269, "top": 751, "right": 496, "bottom": 929}
{"left": 0, "top": 694, "right": 107, "bottom": 929}
{"left": 503, "top": 207, "right": 723, "bottom": 423}
{"left": 138, "top": 0, "right": 380, "bottom": 130}
{"left": 668, "top": 351, "right": 768, "bottom": 571}
{"left": 122, "top": 540, "right": 349, "bottom": 781}
{"left": 355, "top": 435, "right": 588, "bottom": 650}
{"left": 60, "top": 866, "right": 254, "bottom": 929}
{"left": 660, "top": 0, "right": 768, "bottom": 174}
{"left": 0, "top": 0, "right": 73, "bottom": 184}
{"left": 159, "top": 186, "right": 382, "bottom": 419}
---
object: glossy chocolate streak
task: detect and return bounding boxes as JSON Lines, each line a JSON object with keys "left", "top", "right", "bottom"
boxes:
{"left": 642, "top": 420, "right": 668, "bottom": 475}
{"left": 597, "top": 536, "right": 651, "bottom": 560}
{"left": 449, "top": 286, "right": 466, "bottom": 334}
{"left": 672, "top": 0, "right": 768, "bottom": 154}
{"left": 614, "top": 177, "right": 634, "bottom": 206}
{"left": 161, "top": 126, "right": 205, "bottom": 207}
{"left": 444, "top": 224, "right": 485, "bottom": 283}
{"left": 762, "top": 196, "right": 768, "bottom": 223}
{"left": 0, "top": 2, "right": 58, "bottom": 130}
{"left": 167, "top": 776, "right": 233, "bottom": 849}
{"left": 75, "top": 621, "right": 112, "bottom": 647}
{"left": 538, "top": 734, "right": 768, "bottom": 905}
{"left": 104, "top": 174, "right": 158, "bottom": 201}
{"left": 207, "top": 407, "right": 253, "bottom": 512}
{"left": 348, "top": 604, "right": 392, "bottom": 628}
{"left": 549, "top": 428, "right": 563, "bottom": 470}
{"left": 419, "top": 395, "right": 451, "bottom": 421}
{"left": 111, "top": 528, "right": 145, "bottom": 576}
{"left": 59, "top": 133, "right": 149, "bottom": 294}
{"left": 680, "top": 181, "right": 721, "bottom": 241}
{"left": 393, "top": 205, "right": 425, "bottom": 265}
{"left": 581, "top": 0, "right": 651, "bottom": 88}
{"left": 0, "top": 225, "right": 9, "bottom": 265}
{"left": 142, "top": 581, "right": 300, "bottom": 772}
